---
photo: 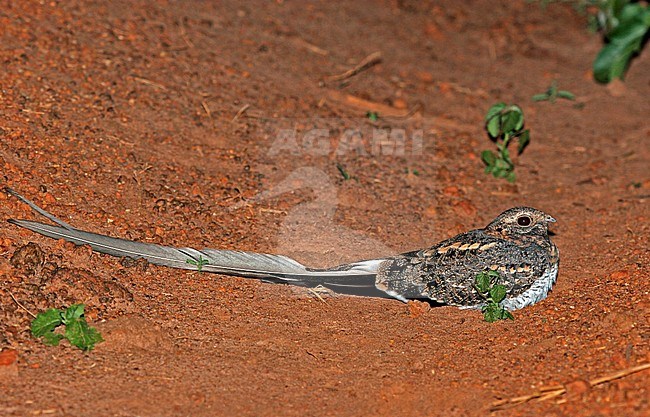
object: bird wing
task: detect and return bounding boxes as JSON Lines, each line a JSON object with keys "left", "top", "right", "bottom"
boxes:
{"left": 376, "top": 231, "right": 552, "bottom": 306}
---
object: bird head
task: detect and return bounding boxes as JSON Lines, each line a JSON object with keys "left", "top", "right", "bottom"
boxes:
{"left": 485, "top": 207, "right": 556, "bottom": 238}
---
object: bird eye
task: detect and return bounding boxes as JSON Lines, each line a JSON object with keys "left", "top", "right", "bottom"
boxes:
{"left": 517, "top": 216, "right": 532, "bottom": 226}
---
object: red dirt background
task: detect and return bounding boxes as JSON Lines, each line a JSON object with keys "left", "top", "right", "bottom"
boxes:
{"left": 1, "top": 1, "right": 649, "bottom": 416}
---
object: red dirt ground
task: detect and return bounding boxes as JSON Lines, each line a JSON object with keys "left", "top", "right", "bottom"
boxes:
{"left": 1, "top": 1, "right": 649, "bottom": 416}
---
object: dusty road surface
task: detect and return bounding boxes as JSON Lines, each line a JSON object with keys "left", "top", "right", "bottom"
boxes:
{"left": 1, "top": 1, "right": 648, "bottom": 416}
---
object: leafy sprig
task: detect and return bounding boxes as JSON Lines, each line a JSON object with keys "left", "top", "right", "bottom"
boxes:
{"left": 31, "top": 304, "right": 103, "bottom": 351}
{"left": 336, "top": 162, "right": 352, "bottom": 181}
{"left": 532, "top": 81, "right": 576, "bottom": 102}
{"left": 475, "top": 271, "right": 515, "bottom": 322}
{"left": 186, "top": 255, "right": 210, "bottom": 272}
{"left": 592, "top": 1, "right": 650, "bottom": 83}
{"left": 481, "top": 103, "right": 530, "bottom": 183}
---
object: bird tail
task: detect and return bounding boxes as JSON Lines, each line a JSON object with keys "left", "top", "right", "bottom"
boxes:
{"left": 5, "top": 188, "right": 390, "bottom": 298}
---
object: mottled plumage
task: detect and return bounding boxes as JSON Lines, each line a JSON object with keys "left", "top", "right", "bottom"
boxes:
{"left": 6, "top": 188, "right": 559, "bottom": 311}
{"left": 374, "top": 207, "right": 559, "bottom": 310}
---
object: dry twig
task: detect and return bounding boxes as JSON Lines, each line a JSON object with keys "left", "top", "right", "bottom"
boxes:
{"left": 201, "top": 101, "right": 211, "bottom": 117}
{"left": 179, "top": 23, "right": 194, "bottom": 48}
{"left": 491, "top": 362, "right": 650, "bottom": 411}
{"left": 132, "top": 76, "right": 168, "bottom": 90}
{"left": 324, "top": 51, "right": 382, "bottom": 82}
{"left": 232, "top": 104, "right": 250, "bottom": 122}
{"left": 307, "top": 288, "right": 327, "bottom": 304}
{"left": 325, "top": 90, "right": 411, "bottom": 118}
{"left": 291, "top": 37, "right": 328, "bottom": 56}
{"left": 307, "top": 285, "right": 333, "bottom": 304}
{"left": 8, "top": 290, "right": 37, "bottom": 318}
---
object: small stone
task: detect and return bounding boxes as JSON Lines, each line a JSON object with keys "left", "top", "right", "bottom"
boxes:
{"left": 609, "top": 270, "right": 629, "bottom": 282}
{"left": 424, "top": 206, "right": 437, "bottom": 219}
{"left": 0, "top": 349, "right": 18, "bottom": 366}
{"left": 564, "top": 379, "right": 591, "bottom": 401}
{"left": 0, "top": 349, "right": 19, "bottom": 381}
{"left": 442, "top": 186, "right": 461, "bottom": 197}
{"left": 392, "top": 98, "right": 407, "bottom": 109}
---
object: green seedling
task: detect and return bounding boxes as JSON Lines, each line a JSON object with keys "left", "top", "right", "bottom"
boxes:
{"left": 186, "top": 255, "right": 210, "bottom": 272}
{"left": 529, "top": 1, "right": 649, "bottom": 83}
{"left": 366, "top": 111, "right": 379, "bottom": 122}
{"left": 336, "top": 162, "right": 352, "bottom": 180}
{"left": 475, "top": 271, "right": 515, "bottom": 322}
{"left": 31, "top": 304, "right": 103, "bottom": 351}
{"left": 482, "top": 103, "right": 530, "bottom": 183}
{"left": 532, "top": 81, "right": 576, "bottom": 102}
{"left": 592, "top": 1, "right": 650, "bottom": 83}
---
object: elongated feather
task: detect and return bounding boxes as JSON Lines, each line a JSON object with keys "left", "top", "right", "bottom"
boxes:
{"left": 6, "top": 188, "right": 390, "bottom": 298}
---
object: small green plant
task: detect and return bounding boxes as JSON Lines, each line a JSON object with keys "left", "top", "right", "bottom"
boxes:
{"left": 530, "top": 0, "right": 650, "bottom": 83}
{"left": 336, "top": 162, "right": 352, "bottom": 180}
{"left": 366, "top": 111, "right": 379, "bottom": 122}
{"left": 481, "top": 103, "right": 530, "bottom": 183}
{"left": 592, "top": 1, "right": 650, "bottom": 83}
{"left": 186, "top": 255, "right": 210, "bottom": 272}
{"left": 31, "top": 304, "right": 103, "bottom": 351}
{"left": 532, "top": 81, "right": 576, "bottom": 102}
{"left": 475, "top": 271, "right": 514, "bottom": 322}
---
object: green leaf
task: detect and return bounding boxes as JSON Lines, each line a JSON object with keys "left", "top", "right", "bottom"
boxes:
{"left": 485, "top": 103, "right": 506, "bottom": 138}
{"left": 489, "top": 284, "right": 507, "bottom": 303}
{"left": 336, "top": 162, "right": 351, "bottom": 180}
{"left": 31, "top": 309, "right": 63, "bottom": 337}
{"left": 65, "top": 318, "right": 103, "bottom": 351}
{"left": 481, "top": 302, "right": 515, "bottom": 322}
{"left": 517, "top": 130, "right": 530, "bottom": 155}
{"left": 532, "top": 93, "right": 549, "bottom": 102}
{"left": 187, "top": 255, "right": 209, "bottom": 272}
{"left": 501, "top": 107, "right": 524, "bottom": 133}
{"left": 42, "top": 331, "right": 64, "bottom": 346}
{"left": 62, "top": 304, "right": 85, "bottom": 324}
{"left": 475, "top": 272, "right": 491, "bottom": 294}
{"left": 557, "top": 90, "right": 575, "bottom": 100}
{"left": 486, "top": 270, "right": 500, "bottom": 281}
{"left": 482, "top": 303, "right": 500, "bottom": 323}
{"left": 493, "top": 157, "right": 506, "bottom": 170}
{"left": 500, "top": 112, "right": 517, "bottom": 134}
{"left": 481, "top": 150, "right": 496, "bottom": 167}
{"left": 485, "top": 116, "right": 501, "bottom": 139}
{"left": 593, "top": 4, "right": 650, "bottom": 83}
{"left": 506, "top": 171, "right": 516, "bottom": 183}
{"left": 485, "top": 103, "right": 506, "bottom": 122}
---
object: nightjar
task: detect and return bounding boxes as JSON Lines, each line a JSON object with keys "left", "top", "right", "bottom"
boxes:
{"left": 374, "top": 207, "right": 559, "bottom": 310}
{"left": 7, "top": 187, "right": 558, "bottom": 311}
